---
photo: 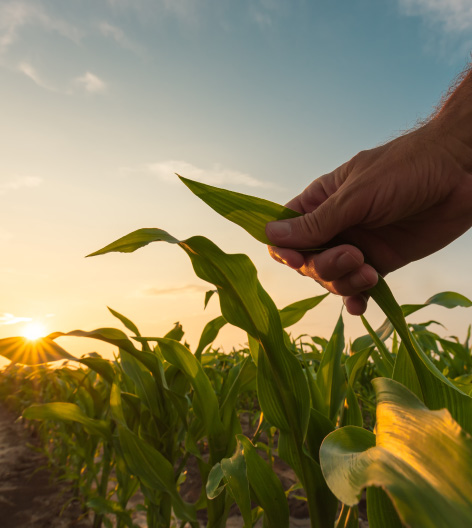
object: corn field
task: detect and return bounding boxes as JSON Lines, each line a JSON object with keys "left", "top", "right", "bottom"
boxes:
{"left": 1, "top": 178, "right": 472, "bottom": 528}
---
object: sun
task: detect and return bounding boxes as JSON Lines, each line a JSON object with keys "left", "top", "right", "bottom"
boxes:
{"left": 21, "top": 322, "right": 47, "bottom": 341}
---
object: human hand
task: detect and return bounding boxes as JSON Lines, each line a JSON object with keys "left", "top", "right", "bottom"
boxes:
{"left": 266, "top": 123, "right": 472, "bottom": 315}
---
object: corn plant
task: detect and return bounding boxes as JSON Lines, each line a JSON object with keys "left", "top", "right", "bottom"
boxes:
{"left": 85, "top": 175, "right": 472, "bottom": 527}
{"left": 1, "top": 175, "right": 472, "bottom": 527}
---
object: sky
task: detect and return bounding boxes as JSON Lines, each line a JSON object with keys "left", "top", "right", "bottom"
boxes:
{"left": 1, "top": 0, "right": 472, "bottom": 362}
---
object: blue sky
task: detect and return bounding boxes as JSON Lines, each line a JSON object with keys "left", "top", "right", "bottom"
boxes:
{"left": 1, "top": 0, "right": 471, "bottom": 359}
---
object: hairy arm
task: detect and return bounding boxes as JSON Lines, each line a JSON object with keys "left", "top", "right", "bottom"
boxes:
{"left": 266, "top": 64, "right": 472, "bottom": 315}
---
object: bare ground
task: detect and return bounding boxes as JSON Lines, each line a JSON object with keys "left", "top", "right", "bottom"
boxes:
{"left": 0, "top": 405, "right": 92, "bottom": 528}
{"left": 0, "top": 405, "right": 368, "bottom": 527}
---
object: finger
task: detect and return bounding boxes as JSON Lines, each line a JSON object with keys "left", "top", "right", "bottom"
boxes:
{"left": 284, "top": 169, "right": 347, "bottom": 213}
{"left": 297, "top": 245, "right": 364, "bottom": 282}
{"left": 343, "top": 294, "right": 370, "bottom": 316}
{"left": 265, "top": 188, "right": 364, "bottom": 249}
{"left": 268, "top": 246, "right": 305, "bottom": 269}
{"left": 329, "top": 265, "right": 378, "bottom": 296}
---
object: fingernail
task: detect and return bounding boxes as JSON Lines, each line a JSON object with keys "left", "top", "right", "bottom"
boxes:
{"left": 336, "top": 252, "right": 359, "bottom": 273}
{"left": 266, "top": 221, "right": 292, "bottom": 240}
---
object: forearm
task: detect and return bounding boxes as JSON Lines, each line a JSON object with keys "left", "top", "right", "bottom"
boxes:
{"left": 431, "top": 64, "right": 472, "bottom": 160}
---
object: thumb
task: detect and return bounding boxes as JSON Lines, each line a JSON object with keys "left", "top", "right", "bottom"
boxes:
{"left": 265, "top": 192, "right": 358, "bottom": 248}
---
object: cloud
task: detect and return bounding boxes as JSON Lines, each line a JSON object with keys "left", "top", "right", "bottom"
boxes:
{"left": 0, "top": 1, "right": 81, "bottom": 55}
{"left": 398, "top": 0, "right": 472, "bottom": 33}
{"left": 74, "top": 72, "right": 107, "bottom": 94}
{"left": 122, "top": 160, "right": 278, "bottom": 188}
{"left": 99, "top": 21, "right": 144, "bottom": 56}
{"left": 17, "top": 61, "right": 54, "bottom": 90}
{"left": 0, "top": 176, "right": 42, "bottom": 195}
{"left": 0, "top": 313, "right": 32, "bottom": 325}
{"left": 142, "top": 284, "right": 208, "bottom": 296}
{"left": 106, "top": 0, "right": 201, "bottom": 20}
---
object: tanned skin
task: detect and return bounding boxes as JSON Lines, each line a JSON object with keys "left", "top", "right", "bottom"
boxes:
{"left": 266, "top": 64, "right": 472, "bottom": 315}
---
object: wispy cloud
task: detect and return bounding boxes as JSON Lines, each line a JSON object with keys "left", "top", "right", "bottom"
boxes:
{"left": 121, "top": 160, "right": 277, "bottom": 188}
{"left": 142, "top": 284, "right": 208, "bottom": 296}
{"left": 0, "top": 176, "right": 42, "bottom": 195}
{"left": 0, "top": 313, "right": 32, "bottom": 325}
{"left": 17, "top": 61, "right": 54, "bottom": 90}
{"left": 74, "top": 72, "right": 107, "bottom": 94}
{"left": 99, "top": 21, "right": 144, "bottom": 56}
{"left": 398, "top": 0, "right": 472, "bottom": 33}
{"left": 0, "top": 1, "right": 81, "bottom": 55}
{"left": 106, "top": 0, "right": 201, "bottom": 21}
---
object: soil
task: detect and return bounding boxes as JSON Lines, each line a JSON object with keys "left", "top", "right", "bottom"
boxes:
{"left": 0, "top": 405, "right": 368, "bottom": 527}
{"left": 0, "top": 404, "right": 92, "bottom": 528}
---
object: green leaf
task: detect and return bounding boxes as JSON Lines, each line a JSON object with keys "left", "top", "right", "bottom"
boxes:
{"left": 360, "top": 315, "right": 394, "bottom": 377}
{"left": 345, "top": 348, "right": 371, "bottom": 386}
{"left": 316, "top": 314, "right": 347, "bottom": 421}
{"left": 237, "top": 435, "right": 290, "bottom": 528}
{"left": 0, "top": 336, "right": 76, "bottom": 364}
{"left": 366, "top": 487, "right": 405, "bottom": 528}
{"left": 164, "top": 322, "right": 184, "bottom": 341}
{"left": 342, "top": 383, "right": 363, "bottom": 427}
{"left": 89, "top": 228, "right": 333, "bottom": 523}
{"left": 279, "top": 293, "right": 329, "bottom": 328}
{"left": 108, "top": 307, "right": 141, "bottom": 336}
{"left": 335, "top": 503, "right": 359, "bottom": 528}
{"left": 220, "top": 442, "right": 252, "bottom": 528}
{"left": 119, "top": 349, "right": 162, "bottom": 418}
{"left": 78, "top": 355, "right": 116, "bottom": 384}
{"left": 23, "top": 402, "right": 110, "bottom": 438}
{"left": 156, "top": 337, "right": 224, "bottom": 437}
{"left": 369, "top": 277, "right": 472, "bottom": 435}
{"left": 402, "top": 291, "right": 472, "bottom": 316}
{"left": 352, "top": 290, "right": 472, "bottom": 352}
{"left": 86, "top": 228, "right": 179, "bottom": 256}
{"left": 204, "top": 289, "right": 218, "bottom": 309}
{"left": 117, "top": 425, "right": 197, "bottom": 523}
{"left": 320, "top": 377, "right": 472, "bottom": 528}
{"left": 206, "top": 463, "right": 226, "bottom": 499}
{"left": 194, "top": 316, "right": 227, "bottom": 359}
{"left": 178, "top": 176, "right": 301, "bottom": 245}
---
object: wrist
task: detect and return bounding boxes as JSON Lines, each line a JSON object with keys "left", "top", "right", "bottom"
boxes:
{"left": 429, "top": 67, "right": 472, "bottom": 170}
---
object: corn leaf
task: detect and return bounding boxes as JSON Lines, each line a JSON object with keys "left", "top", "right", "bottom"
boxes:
{"left": 178, "top": 176, "right": 301, "bottom": 245}
{"left": 353, "top": 291, "right": 472, "bottom": 352}
{"left": 86, "top": 228, "right": 179, "bottom": 256}
{"left": 178, "top": 177, "right": 472, "bottom": 433}
{"left": 315, "top": 314, "right": 346, "bottom": 421}
{"left": 370, "top": 277, "right": 472, "bottom": 434}
{"left": 194, "top": 316, "right": 227, "bottom": 359}
{"left": 220, "top": 442, "right": 252, "bottom": 528}
{"left": 335, "top": 504, "right": 359, "bottom": 528}
{"left": 0, "top": 336, "right": 76, "bottom": 364}
{"left": 366, "top": 487, "right": 405, "bottom": 528}
{"left": 320, "top": 377, "right": 472, "bottom": 528}
{"left": 156, "top": 337, "right": 224, "bottom": 437}
{"left": 108, "top": 307, "right": 141, "bottom": 336}
{"left": 78, "top": 356, "right": 116, "bottom": 384}
{"left": 23, "top": 402, "right": 110, "bottom": 438}
{"left": 279, "top": 293, "right": 329, "bottom": 328}
{"left": 89, "top": 229, "right": 338, "bottom": 526}
{"left": 360, "top": 315, "right": 394, "bottom": 377}
{"left": 118, "top": 426, "right": 197, "bottom": 523}
{"left": 110, "top": 383, "right": 197, "bottom": 523}
{"left": 237, "top": 435, "right": 290, "bottom": 528}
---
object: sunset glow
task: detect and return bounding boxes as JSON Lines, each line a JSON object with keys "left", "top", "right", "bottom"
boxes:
{"left": 21, "top": 323, "right": 47, "bottom": 342}
{"left": 0, "top": 1, "right": 471, "bottom": 360}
